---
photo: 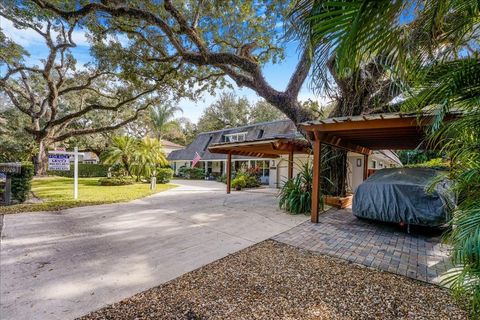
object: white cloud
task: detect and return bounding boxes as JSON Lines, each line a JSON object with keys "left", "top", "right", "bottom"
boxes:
{"left": 1, "top": 17, "right": 44, "bottom": 47}
{"left": 0, "top": 17, "right": 90, "bottom": 47}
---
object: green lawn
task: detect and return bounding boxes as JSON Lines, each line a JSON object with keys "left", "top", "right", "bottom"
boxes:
{"left": 0, "top": 177, "right": 176, "bottom": 214}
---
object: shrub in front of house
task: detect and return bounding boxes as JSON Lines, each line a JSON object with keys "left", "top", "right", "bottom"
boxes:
{"left": 231, "top": 175, "right": 247, "bottom": 190}
{"left": 216, "top": 174, "right": 227, "bottom": 183}
{"left": 178, "top": 167, "right": 205, "bottom": 179}
{"left": 216, "top": 170, "right": 260, "bottom": 188}
{"left": 278, "top": 161, "right": 316, "bottom": 215}
{"left": 11, "top": 162, "right": 35, "bottom": 203}
{"left": 156, "top": 168, "right": 174, "bottom": 183}
{"left": 98, "top": 176, "right": 134, "bottom": 186}
{"left": 48, "top": 163, "right": 109, "bottom": 177}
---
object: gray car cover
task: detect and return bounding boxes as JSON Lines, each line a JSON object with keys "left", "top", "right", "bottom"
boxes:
{"left": 352, "top": 168, "right": 454, "bottom": 227}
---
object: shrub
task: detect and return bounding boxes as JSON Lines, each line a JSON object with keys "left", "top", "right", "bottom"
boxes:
{"left": 11, "top": 162, "right": 34, "bottom": 203}
{"left": 178, "top": 167, "right": 205, "bottom": 179}
{"left": 231, "top": 176, "right": 246, "bottom": 190}
{"left": 156, "top": 168, "right": 174, "bottom": 183}
{"left": 217, "top": 170, "right": 260, "bottom": 188}
{"left": 245, "top": 175, "right": 260, "bottom": 188}
{"left": 216, "top": 174, "right": 227, "bottom": 183}
{"left": 108, "top": 163, "right": 128, "bottom": 177}
{"left": 48, "top": 163, "right": 109, "bottom": 177}
{"left": 278, "top": 161, "right": 318, "bottom": 214}
{"left": 98, "top": 176, "right": 134, "bottom": 186}
{"left": 406, "top": 158, "right": 450, "bottom": 170}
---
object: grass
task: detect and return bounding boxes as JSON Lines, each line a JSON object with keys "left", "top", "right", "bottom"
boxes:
{"left": 0, "top": 176, "right": 176, "bottom": 214}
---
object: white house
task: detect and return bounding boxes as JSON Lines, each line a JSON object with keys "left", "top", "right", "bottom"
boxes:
{"left": 167, "top": 119, "right": 402, "bottom": 189}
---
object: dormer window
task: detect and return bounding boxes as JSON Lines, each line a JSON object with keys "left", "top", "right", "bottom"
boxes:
{"left": 257, "top": 129, "right": 264, "bottom": 139}
{"left": 204, "top": 135, "right": 213, "bottom": 151}
{"left": 224, "top": 132, "right": 247, "bottom": 143}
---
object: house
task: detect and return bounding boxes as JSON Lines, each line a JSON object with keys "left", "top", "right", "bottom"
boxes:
{"left": 168, "top": 119, "right": 402, "bottom": 189}
{"left": 160, "top": 140, "right": 184, "bottom": 156}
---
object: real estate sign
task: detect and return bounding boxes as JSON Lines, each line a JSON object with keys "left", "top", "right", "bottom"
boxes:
{"left": 48, "top": 154, "right": 70, "bottom": 171}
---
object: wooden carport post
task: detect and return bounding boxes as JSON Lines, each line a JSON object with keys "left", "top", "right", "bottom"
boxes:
{"left": 288, "top": 145, "right": 294, "bottom": 180}
{"left": 226, "top": 153, "right": 232, "bottom": 194}
{"left": 311, "top": 138, "right": 322, "bottom": 223}
{"left": 363, "top": 154, "right": 369, "bottom": 181}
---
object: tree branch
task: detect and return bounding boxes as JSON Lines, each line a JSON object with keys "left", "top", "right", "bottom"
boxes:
{"left": 286, "top": 47, "right": 311, "bottom": 97}
{"left": 52, "top": 104, "right": 150, "bottom": 142}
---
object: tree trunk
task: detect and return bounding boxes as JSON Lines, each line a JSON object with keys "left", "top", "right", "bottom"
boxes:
{"left": 35, "top": 139, "right": 48, "bottom": 176}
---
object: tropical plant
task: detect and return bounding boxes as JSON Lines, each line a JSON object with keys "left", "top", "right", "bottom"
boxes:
{"left": 101, "top": 136, "right": 168, "bottom": 181}
{"left": 293, "top": 0, "right": 479, "bottom": 314}
{"left": 278, "top": 161, "right": 314, "bottom": 214}
{"left": 101, "top": 136, "right": 138, "bottom": 176}
{"left": 131, "top": 137, "right": 168, "bottom": 180}
{"left": 149, "top": 104, "right": 183, "bottom": 140}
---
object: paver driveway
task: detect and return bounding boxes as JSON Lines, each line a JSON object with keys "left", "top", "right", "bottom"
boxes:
{"left": 0, "top": 180, "right": 307, "bottom": 320}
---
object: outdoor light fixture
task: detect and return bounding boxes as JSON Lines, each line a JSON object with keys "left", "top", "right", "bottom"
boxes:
{"left": 356, "top": 159, "right": 362, "bottom": 167}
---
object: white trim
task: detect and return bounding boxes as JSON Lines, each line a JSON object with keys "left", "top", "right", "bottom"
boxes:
{"left": 223, "top": 131, "right": 248, "bottom": 142}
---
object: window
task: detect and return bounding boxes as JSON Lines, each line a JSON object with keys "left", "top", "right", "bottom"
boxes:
{"left": 372, "top": 160, "right": 377, "bottom": 169}
{"left": 257, "top": 129, "right": 264, "bottom": 139}
{"left": 224, "top": 132, "right": 247, "bottom": 143}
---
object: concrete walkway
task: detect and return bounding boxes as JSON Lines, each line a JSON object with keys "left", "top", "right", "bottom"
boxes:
{"left": 0, "top": 180, "right": 307, "bottom": 320}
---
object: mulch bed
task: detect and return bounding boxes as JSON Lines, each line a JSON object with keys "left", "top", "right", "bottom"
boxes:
{"left": 79, "top": 240, "right": 468, "bottom": 320}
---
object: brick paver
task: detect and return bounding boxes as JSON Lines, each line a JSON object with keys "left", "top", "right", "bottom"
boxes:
{"left": 272, "top": 208, "right": 451, "bottom": 284}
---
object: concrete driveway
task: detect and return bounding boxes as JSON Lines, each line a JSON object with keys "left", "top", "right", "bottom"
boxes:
{"left": 0, "top": 180, "right": 307, "bottom": 320}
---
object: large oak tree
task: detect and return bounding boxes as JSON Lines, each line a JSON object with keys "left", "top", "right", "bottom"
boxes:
{"left": 0, "top": 2, "right": 186, "bottom": 174}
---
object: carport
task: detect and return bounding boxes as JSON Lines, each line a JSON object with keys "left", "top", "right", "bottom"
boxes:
{"left": 208, "top": 136, "right": 311, "bottom": 193}
{"left": 299, "top": 111, "right": 461, "bottom": 223}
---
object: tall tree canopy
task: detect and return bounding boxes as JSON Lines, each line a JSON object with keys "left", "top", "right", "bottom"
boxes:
{"left": 149, "top": 104, "right": 183, "bottom": 140}
{"left": 30, "top": 0, "right": 315, "bottom": 125}
{"left": 250, "top": 100, "right": 286, "bottom": 123}
{"left": 196, "top": 92, "right": 250, "bottom": 132}
{"left": 0, "top": 2, "right": 186, "bottom": 174}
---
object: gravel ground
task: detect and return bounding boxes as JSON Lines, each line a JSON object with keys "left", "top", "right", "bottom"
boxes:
{"left": 79, "top": 240, "right": 467, "bottom": 320}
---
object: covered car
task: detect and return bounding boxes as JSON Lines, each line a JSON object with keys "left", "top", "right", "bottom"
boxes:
{"left": 352, "top": 168, "right": 454, "bottom": 227}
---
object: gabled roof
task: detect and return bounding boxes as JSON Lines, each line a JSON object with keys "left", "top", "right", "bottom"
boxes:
{"left": 167, "top": 119, "right": 297, "bottom": 161}
{"left": 161, "top": 140, "right": 184, "bottom": 148}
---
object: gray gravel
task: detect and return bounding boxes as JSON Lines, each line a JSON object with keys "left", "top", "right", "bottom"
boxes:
{"left": 79, "top": 240, "right": 467, "bottom": 320}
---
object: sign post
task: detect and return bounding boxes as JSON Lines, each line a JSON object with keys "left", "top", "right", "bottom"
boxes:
{"left": 74, "top": 147, "right": 79, "bottom": 200}
{"left": 48, "top": 149, "right": 84, "bottom": 200}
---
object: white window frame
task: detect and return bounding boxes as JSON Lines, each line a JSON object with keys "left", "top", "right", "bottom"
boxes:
{"left": 224, "top": 132, "right": 247, "bottom": 143}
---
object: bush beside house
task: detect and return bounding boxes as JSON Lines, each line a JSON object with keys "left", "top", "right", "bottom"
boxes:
{"left": 178, "top": 167, "right": 205, "bottom": 179}
{"left": 11, "top": 162, "right": 34, "bottom": 203}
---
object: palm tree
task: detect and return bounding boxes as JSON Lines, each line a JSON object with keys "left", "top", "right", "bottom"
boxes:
{"left": 291, "top": 0, "right": 479, "bottom": 313}
{"left": 131, "top": 137, "right": 168, "bottom": 180}
{"left": 100, "top": 136, "right": 138, "bottom": 176}
{"left": 149, "top": 104, "right": 183, "bottom": 140}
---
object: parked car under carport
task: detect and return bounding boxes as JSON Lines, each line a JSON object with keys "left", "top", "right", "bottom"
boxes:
{"left": 352, "top": 168, "right": 455, "bottom": 228}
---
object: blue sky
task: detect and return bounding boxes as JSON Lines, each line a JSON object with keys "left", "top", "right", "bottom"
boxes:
{"left": 1, "top": 17, "right": 321, "bottom": 122}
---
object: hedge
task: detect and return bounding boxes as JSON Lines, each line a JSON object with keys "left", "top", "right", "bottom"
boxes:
{"left": 11, "top": 162, "right": 34, "bottom": 203}
{"left": 178, "top": 167, "right": 205, "bottom": 179}
{"left": 98, "top": 176, "right": 134, "bottom": 186}
{"left": 48, "top": 163, "right": 109, "bottom": 177}
{"left": 157, "top": 168, "right": 174, "bottom": 183}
